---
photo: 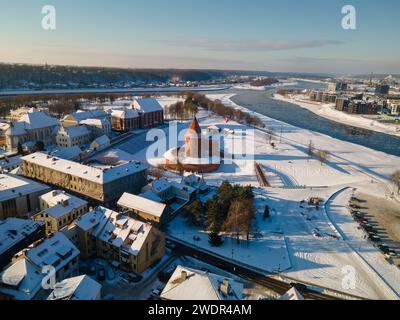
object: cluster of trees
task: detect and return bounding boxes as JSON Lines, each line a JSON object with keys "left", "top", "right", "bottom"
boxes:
{"left": 174, "top": 92, "right": 265, "bottom": 128}
{"left": 166, "top": 97, "right": 199, "bottom": 120}
{"left": 307, "top": 141, "right": 330, "bottom": 165}
{"left": 0, "top": 63, "right": 231, "bottom": 89}
{"left": 250, "top": 78, "right": 279, "bottom": 87}
{"left": 184, "top": 181, "right": 256, "bottom": 247}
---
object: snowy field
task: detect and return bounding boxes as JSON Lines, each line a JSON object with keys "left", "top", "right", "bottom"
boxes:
{"left": 104, "top": 94, "right": 400, "bottom": 299}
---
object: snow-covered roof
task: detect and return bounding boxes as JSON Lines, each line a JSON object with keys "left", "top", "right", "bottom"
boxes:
{"left": 0, "top": 218, "right": 44, "bottom": 256}
{"left": 92, "top": 135, "right": 110, "bottom": 146}
{"left": 27, "top": 232, "right": 79, "bottom": 271}
{"left": 21, "top": 152, "right": 147, "bottom": 184}
{"left": 5, "top": 122, "right": 26, "bottom": 136}
{"left": 47, "top": 275, "right": 102, "bottom": 300}
{"left": 77, "top": 207, "right": 153, "bottom": 256}
{"left": 139, "top": 190, "right": 163, "bottom": 203}
{"left": 98, "top": 211, "right": 153, "bottom": 256}
{"left": 67, "top": 110, "right": 107, "bottom": 122}
{"left": 182, "top": 174, "right": 208, "bottom": 191}
{"left": 152, "top": 178, "right": 172, "bottom": 194}
{"left": 0, "top": 155, "right": 22, "bottom": 169}
{"left": 0, "top": 173, "right": 50, "bottom": 202}
{"left": 80, "top": 118, "right": 110, "bottom": 127}
{"left": 161, "top": 266, "right": 243, "bottom": 301}
{"left": 59, "top": 125, "right": 90, "bottom": 139}
{"left": 75, "top": 206, "right": 113, "bottom": 234}
{"left": 0, "top": 258, "right": 43, "bottom": 300}
{"left": 111, "top": 108, "right": 139, "bottom": 119}
{"left": 40, "top": 190, "right": 87, "bottom": 219}
{"left": 133, "top": 98, "right": 163, "bottom": 113}
{"left": 18, "top": 108, "right": 58, "bottom": 130}
{"left": 50, "top": 146, "right": 82, "bottom": 160}
{"left": 118, "top": 192, "right": 166, "bottom": 218}
{"left": 279, "top": 287, "right": 305, "bottom": 301}
{"left": 0, "top": 122, "right": 10, "bottom": 131}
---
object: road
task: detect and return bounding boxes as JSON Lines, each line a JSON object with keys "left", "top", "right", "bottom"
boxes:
{"left": 167, "top": 238, "right": 356, "bottom": 301}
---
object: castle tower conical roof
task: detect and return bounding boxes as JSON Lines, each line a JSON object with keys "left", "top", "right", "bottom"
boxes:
{"left": 186, "top": 117, "right": 202, "bottom": 135}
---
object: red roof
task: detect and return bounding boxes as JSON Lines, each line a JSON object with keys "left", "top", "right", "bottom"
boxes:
{"left": 187, "top": 117, "right": 202, "bottom": 135}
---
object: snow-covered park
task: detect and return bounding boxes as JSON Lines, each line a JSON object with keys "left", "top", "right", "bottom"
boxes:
{"left": 104, "top": 93, "right": 400, "bottom": 299}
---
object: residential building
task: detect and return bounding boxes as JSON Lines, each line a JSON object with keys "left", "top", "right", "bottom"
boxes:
{"left": 47, "top": 275, "right": 102, "bottom": 300}
{"left": 21, "top": 152, "right": 148, "bottom": 203}
{"left": 5, "top": 108, "right": 59, "bottom": 151}
{"left": 118, "top": 192, "right": 168, "bottom": 226}
{"left": 49, "top": 146, "right": 83, "bottom": 161}
{"left": 90, "top": 135, "right": 110, "bottom": 152}
{"left": 80, "top": 118, "right": 112, "bottom": 138}
{"left": 33, "top": 190, "right": 88, "bottom": 236}
{"left": 181, "top": 173, "right": 209, "bottom": 194}
{"left": 56, "top": 125, "right": 91, "bottom": 148}
{"left": 0, "top": 218, "right": 45, "bottom": 270}
{"left": 62, "top": 110, "right": 109, "bottom": 127}
{"left": 9, "top": 106, "right": 50, "bottom": 122}
{"left": 387, "top": 97, "right": 400, "bottom": 115}
{"left": 328, "top": 82, "right": 348, "bottom": 92}
{"left": 0, "top": 174, "right": 51, "bottom": 219}
{"left": 110, "top": 108, "right": 140, "bottom": 132}
{"left": 160, "top": 266, "right": 244, "bottom": 300}
{"left": 0, "top": 232, "right": 79, "bottom": 300}
{"left": 335, "top": 97, "right": 350, "bottom": 112}
{"left": 76, "top": 207, "right": 165, "bottom": 274}
{"left": 132, "top": 98, "right": 164, "bottom": 129}
{"left": 375, "top": 84, "right": 390, "bottom": 95}
{"left": 151, "top": 178, "right": 196, "bottom": 204}
{"left": 0, "top": 155, "right": 22, "bottom": 173}
{"left": 347, "top": 100, "right": 379, "bottom": 115}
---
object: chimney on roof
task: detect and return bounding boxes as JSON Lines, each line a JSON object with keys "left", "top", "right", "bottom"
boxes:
{"left": 181, "top": 270, "right": 188, "bottom": 282}
{"left": 220, "top": 279, "right": 230, "bottom": 297}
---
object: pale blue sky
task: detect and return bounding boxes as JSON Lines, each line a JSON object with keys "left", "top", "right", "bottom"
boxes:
{"left": 1, "top": 0, "right": 399, "bottom": 73}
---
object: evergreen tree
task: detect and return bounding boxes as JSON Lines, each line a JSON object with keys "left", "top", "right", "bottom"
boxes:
{"left": 185, "top": 199, "right": 205, "bottom": 227}
{"left": 208, "top": 230, "right": 223, "bottom": 247}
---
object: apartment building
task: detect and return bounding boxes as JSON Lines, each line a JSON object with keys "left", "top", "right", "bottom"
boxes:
{"left": 0, "top": 218, "right": 45, "bottom": 270}
{"left": 56, "top": 125, "right": 91, "bottom": 148}
{"left": 33, "top": 190, "right": 88, "bottom": 236}
{"left": 76, "top": 207, "right": 165, "bottom": 274}
{"left": 0, "top": 232, "right": 79, "bottom": 300}
{"left": 21, "top": 152, "right": 148, "bottom": 203}
{"left": 0, "top": 174, "right": 51, "bottom": 219}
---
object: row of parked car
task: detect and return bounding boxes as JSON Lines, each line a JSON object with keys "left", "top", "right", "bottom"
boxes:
{"left": 350, "top": 198, "right": 398, "bottom": 262}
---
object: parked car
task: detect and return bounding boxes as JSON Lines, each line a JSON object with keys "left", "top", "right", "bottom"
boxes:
{"left": 121, "top": 273, "right": 142, "bottom": 284}
{"left": 369, "top": 235, "right": 381, "bottom": 242}
{"left": 98, "top": 267, "right": 106, "bottom": 281}
{"left": 378, "top": 244, "right": 390, "bottom": 254}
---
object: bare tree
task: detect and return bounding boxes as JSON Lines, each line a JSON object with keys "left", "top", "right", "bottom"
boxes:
{"left": 307, "top": 140, "right": 315, "bottom": 161}
{"left": 391, "top": 170, "right": 400, "bottom": 194}
{"left": 316, "top": 150, "right": 330, "bottom": 166}
{"left": 222, "top": 199, "right": 255, "bottom": 243}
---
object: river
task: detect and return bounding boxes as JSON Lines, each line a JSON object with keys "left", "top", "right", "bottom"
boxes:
{"left": 227, "top": 82, "right": 400, "bottom": 157}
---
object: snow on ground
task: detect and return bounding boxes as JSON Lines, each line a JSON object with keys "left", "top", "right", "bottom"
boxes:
{"left": 273, "top": 93, "right": 400, "bottom": 137}
{"left": 169, "top": 190, "right": 291, "bottom": 273}
{"left": 101, "top": 92, "right": 400, "bottom": 299}
{"left": 325, "top": 188, "right": 400, "bottom": 298}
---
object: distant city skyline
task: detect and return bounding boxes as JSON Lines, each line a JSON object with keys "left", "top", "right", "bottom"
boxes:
{"left": 1, "top": 0, "right": 400, "bottom": 74}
